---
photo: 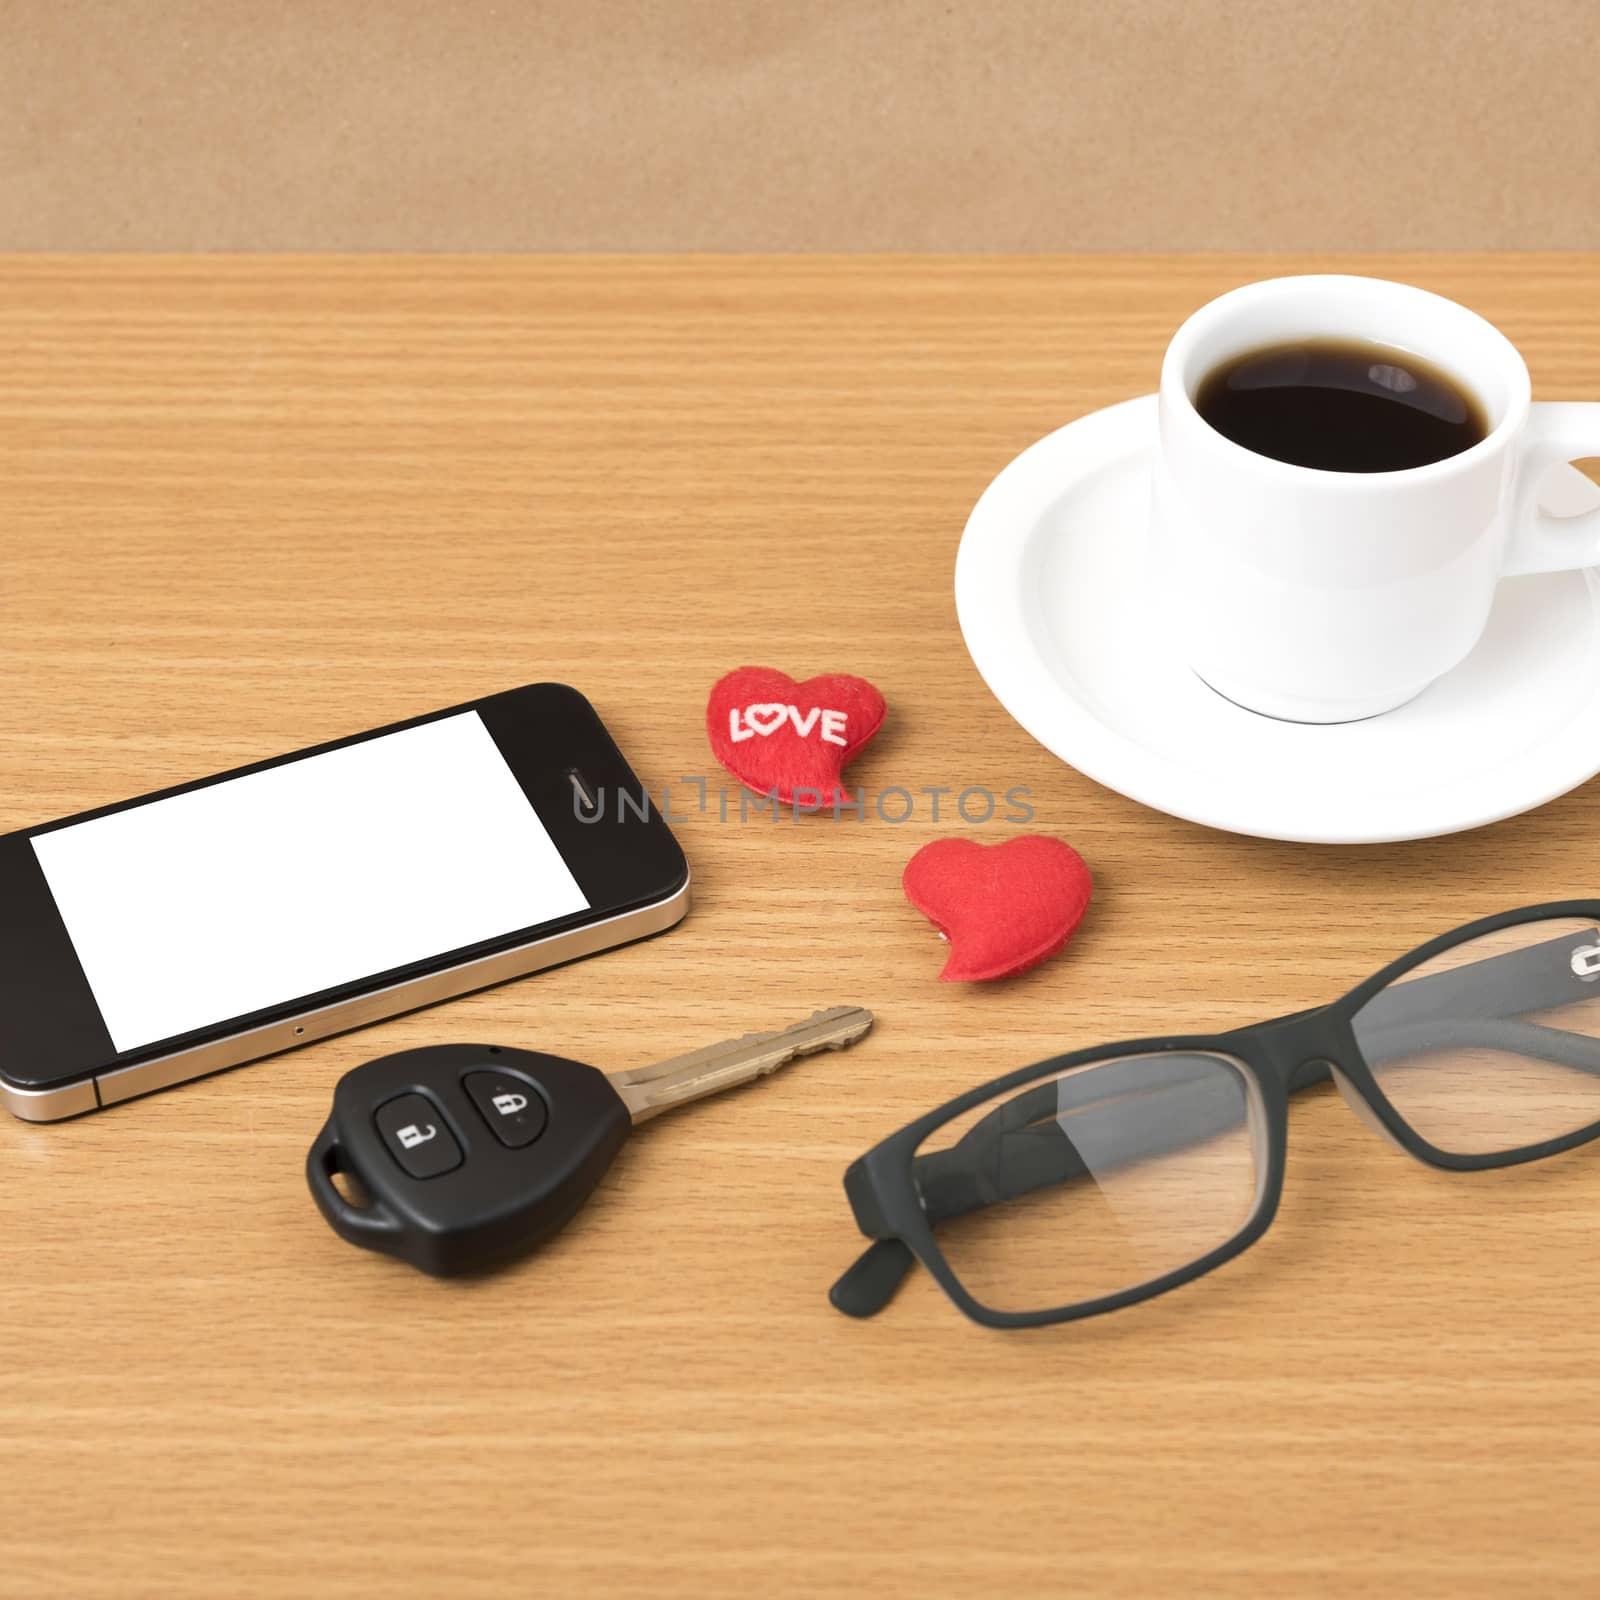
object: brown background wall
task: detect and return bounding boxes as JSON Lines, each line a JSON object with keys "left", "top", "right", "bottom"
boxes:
{"left": 2, "top": 0, "right": 1598, "bottom": 251}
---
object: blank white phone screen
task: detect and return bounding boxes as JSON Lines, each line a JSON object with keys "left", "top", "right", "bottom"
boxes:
{"left": 31, "top": 712, "right": 590, "bottom": 1054}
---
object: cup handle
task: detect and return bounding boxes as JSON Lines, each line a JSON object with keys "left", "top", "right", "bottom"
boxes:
{"left": 1503, "top": 401, "right": 1600, "bottom": 576}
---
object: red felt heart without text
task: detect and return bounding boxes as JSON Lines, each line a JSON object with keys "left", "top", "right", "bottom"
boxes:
{"left": 707, "top": 666, "right": 886, "bottom": 805}
{"left": 902, "top": 835, "right": 1093, "bottom": 982}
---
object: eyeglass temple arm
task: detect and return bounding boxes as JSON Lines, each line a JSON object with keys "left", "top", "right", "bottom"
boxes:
{"left": 1357, "top": 1015, "right": 1600, "bottom": 1071}
{"left": 832, "top": 930, "right": 1600, "bottom": 1317}
{"left": 830, "top": 1238, "right": 921, "bottom": 1318}
{"left": 1356, "top": 930, "right": 1599, "bottom": 1047}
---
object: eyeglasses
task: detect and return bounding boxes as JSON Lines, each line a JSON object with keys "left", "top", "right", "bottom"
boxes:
{"left": 830, "top": 903, "right": 1600, "bottom": 1330}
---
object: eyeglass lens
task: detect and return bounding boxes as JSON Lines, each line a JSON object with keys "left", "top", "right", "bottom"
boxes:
{"left": 911, "top": 1050, "right": 1263, "bottom": 1315}
{"left": 1351, "top": 917, "right": 1600, "bottom": 1156}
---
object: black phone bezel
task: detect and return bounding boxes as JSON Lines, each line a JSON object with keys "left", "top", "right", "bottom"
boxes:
{"left": 0, "top": 683, "right": 687, "bottom": 1093}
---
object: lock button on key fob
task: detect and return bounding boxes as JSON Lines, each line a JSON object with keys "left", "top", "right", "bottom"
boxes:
{"left": 463, "top": 1070, "right": 549, "bottom": 1148}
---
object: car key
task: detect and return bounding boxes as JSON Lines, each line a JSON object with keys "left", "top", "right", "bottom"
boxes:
{"left": 306, "top": 1006, "right": 874, "bottom": 1276}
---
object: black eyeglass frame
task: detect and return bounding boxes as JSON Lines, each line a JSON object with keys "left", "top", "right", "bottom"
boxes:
{"left": 833, "top": 901, "right": 1600, "bottom": 1331}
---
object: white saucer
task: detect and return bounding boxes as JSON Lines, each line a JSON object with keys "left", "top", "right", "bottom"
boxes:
{"left": 955, "top": 395, "right": 1600, "bottom": 844}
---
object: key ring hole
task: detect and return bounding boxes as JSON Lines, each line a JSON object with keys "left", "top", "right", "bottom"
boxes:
{"left": 324, "top": 1152, "right": 374, "bottom": 1210}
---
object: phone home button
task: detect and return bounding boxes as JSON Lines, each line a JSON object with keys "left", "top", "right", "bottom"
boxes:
{"left": 374, "top": 1092, "right": 463, "bottom": 1179}
{"left": 463, "top": 1070, "right": 549, "bottom": 1149}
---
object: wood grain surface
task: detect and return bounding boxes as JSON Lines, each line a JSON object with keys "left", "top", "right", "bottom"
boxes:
{"left": 2, "top": 255, "right": 1599, "bottom": 1599}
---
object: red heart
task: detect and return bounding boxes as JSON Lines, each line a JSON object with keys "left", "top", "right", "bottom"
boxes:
{"left": 707, "top": 666, "right": 886, "bottom": 806}
{"left": 902, "top": 836, "right": 1093, "bottom": 982}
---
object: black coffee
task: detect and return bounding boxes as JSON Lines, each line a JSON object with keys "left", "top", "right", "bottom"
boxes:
{"left": 1195, "top": 338, "right": 1487, "bottom": 473}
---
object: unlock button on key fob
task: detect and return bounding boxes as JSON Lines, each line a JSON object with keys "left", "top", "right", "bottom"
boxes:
{"left": 464, "top": 1070, "right": 549, "bottom": 1148}
{"left": 374, "top": 1093, "right": 463, "bottom": 1179}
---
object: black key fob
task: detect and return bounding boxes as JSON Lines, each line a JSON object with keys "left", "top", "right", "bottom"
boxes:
{"left": 307, "top": 1043, "right": 632, "bottom": 1276}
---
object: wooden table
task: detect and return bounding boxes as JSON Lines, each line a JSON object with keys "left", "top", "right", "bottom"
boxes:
{"left": 3, "top": 255, "right": 1599, "bottom": 1599}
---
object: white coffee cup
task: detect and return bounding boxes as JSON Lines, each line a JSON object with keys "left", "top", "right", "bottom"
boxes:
{"left": 1150, "top": 274, "right": 1600, "bottom": 723}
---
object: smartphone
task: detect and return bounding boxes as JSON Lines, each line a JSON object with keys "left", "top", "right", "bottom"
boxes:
{"left": 0, "top": 684, "right": 689, "bottom": 1121}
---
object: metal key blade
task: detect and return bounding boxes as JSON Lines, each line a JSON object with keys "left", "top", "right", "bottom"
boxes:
{"left": 609, "top": 1005, "right": 874, "bottom": 1124}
